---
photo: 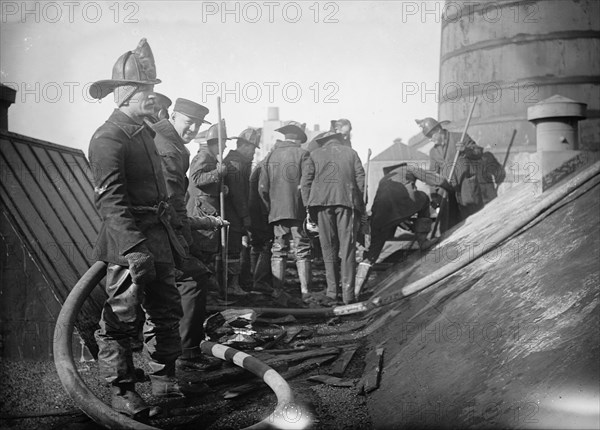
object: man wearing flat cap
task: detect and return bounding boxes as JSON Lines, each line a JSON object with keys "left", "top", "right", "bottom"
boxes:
{"left": 259, "top": 121, "right": 315, "bottom": 301}
{"left": 305, "top": 131, "right": 365, "bottom": 305}
{"left": 334, "top": 118, "right": 353, "bottom": 147}
{"left": 88, "top": 39, "right": 200, "bottom": 420}
{"left": 222, "top": 128, "right": 261, "bottom": 295}
{"left": 152, "top": 98, "right": 224, "bottom": 373}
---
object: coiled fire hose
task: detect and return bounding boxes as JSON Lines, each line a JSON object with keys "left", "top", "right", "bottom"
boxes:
{"left": 52, "top": 262, "right": 307, "bottom": 429}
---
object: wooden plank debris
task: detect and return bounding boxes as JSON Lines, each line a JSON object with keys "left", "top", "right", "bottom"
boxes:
{"left": 307, "top": 375, "right": 355, "bottom": 387}
{"left": 357, "top": 347, "right": 384, "bottom": 394}
{"left": 330, "top": 347, "right": 358, "bottom": 377}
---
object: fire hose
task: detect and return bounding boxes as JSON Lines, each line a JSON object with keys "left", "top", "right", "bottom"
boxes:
{"left": 53, "top": 162, "right": 598, "bottom": 428}
{"left": 52, "top": 262, "right": 305, "bottom": 429}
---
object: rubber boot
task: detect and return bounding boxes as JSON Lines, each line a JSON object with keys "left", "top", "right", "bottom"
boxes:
{"left": 414, "top": 217, "right": 439, "bottom": 250}
{"left": 341, "top": 282, "right": 355, "bottom": 305}
{"left": 271, "top": 257, "right": 286, "bottom": 298}
{"left": 111, "top": 383, "right": 150, "bottom": 420}
{"left": 253, "top": 250, "right": 274, "bottom": 293}
{"left": 296, "top": 259, "right": 312, "bottom": 302}
{"left": 226, "top": 259, "right": 248, "bottom": 296}
{"left": 354, "top": 262, "right": 372, "bottom": 298}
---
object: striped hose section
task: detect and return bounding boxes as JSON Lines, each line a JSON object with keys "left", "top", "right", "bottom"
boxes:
{"left": 201, "top": 341, "right": 310, "bottom": 429}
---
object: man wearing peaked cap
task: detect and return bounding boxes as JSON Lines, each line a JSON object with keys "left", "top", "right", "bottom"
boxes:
{"left": 222, "top": 128, "right": 261, "bottom": 295}
{"left": 259, "top": 120, "right": 315, "bottom": 303}
{"left": 88, "top": 38, "right": 195, "bottom": 420}
{"left": 305, "top": 131, "right": 365, "bottom": 305}
{"left": 151, "top": 98, "right": 225, "bottom": 374}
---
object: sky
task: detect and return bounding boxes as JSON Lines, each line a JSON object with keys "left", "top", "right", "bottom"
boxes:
{"left": 1, "top": 0, "right": 443, "bottom": 162}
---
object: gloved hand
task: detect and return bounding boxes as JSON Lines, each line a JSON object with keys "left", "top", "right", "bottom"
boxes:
{"left": 125, "top": 243, "right": 156, "bottom": 285}
{"left": 456, "top": 140, "right": 466, "bottom": 153}
{"left": 213, "top": 216, "right": 230, "bottom": 228}
{"left": 430, "top": 192, "right": 443, "bottom": 209}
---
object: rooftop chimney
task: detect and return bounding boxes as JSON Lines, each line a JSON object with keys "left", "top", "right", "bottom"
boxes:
{"left": 0, "top": 84, "right": 17, "bottom": 130}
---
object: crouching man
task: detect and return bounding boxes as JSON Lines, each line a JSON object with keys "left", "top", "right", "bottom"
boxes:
{"left": 354, "top": 163, "right": 452, "bottom": 297}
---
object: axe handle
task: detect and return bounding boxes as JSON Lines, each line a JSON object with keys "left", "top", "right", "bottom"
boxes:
{"left": 363, "top": 149, "right": 372, "bottom": 203}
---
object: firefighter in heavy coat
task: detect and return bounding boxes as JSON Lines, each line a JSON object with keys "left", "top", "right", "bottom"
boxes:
{"left": 152, "top": 98, "right": 225, "bottom": 372}
{"left": 223, "top": 128, "right": 261, "bottom": 295}
{"left": 416, "top": 117, "right": 504, "bottom": 232}
{"left": 259, "top": 121, "right": 315, "bottom": 300}
{"left": 248, "top": 147, "right": 273, "bottom": 292}
{"left": 186, "top": 121, "right": 229, "bottom": 264}
{"left": 88, "top": 39, "right": 197, "bottom": 419}
{"left": 306, "top": 131, "right": 365, "bottom": 305}
{"left": 354, "top": 163, "right": 453, "bottom": 295}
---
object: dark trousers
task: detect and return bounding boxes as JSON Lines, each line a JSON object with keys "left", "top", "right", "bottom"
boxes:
{"left": 177, "top": 272, "right": 209, "bottom": 360}
{"left": 95, "top": 263, "right": 183, "bottom": 385}
{"left": 271, "top": 220, "right": 312, "bottom": 260}
{"left": 315, "top": 206, "right": 359, "bottom": 302}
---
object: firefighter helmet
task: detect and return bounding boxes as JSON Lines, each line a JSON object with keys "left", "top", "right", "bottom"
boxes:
{"left": 415, "top": 117, "right": 449, "bottom": 137}
{"left": 90, "top": 38, "right": 161, "bottom": 100}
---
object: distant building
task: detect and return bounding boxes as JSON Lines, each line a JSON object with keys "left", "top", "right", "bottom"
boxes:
{"left": 256, "top": 107, "right": 321, "bottom": 162}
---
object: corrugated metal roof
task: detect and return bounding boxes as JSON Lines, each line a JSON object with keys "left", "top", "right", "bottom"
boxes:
{"left": 0, "top": 129, "right": 105, "bottom": 353}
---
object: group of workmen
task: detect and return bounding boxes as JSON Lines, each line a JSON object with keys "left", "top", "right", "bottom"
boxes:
{"left": 86, "top": 39, "right": 505, "bottom": 419}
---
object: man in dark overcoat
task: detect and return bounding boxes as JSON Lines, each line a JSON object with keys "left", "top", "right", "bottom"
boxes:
{"left": 152, "top": 98, "right": 224, "bottom": 373}
{"left": 223, "top": 128, "right": 260, "bottom": 295}
{"left": 306, "top": 131, "right": 365, "bottom": 305}
{"left": 87, "top": 39, "right": 197, "bottom": 418}
{"left": 259, "top": 121, "right": 315, "bottom": 299}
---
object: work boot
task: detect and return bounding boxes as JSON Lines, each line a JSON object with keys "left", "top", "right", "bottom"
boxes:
{"left": 414, "top": 217, "right": 438, "bottom": 250}
{"left": 226, "top": 259, "right": 248, "bottom": 296}
{"left": 151, "top": 375, "right": 210, "bottom": 398}
{"left": 111, "top": 384, "right": 150, "bottom": 420}
{"left": 296, "top": 259, "right": 312, "bottom": 295}
{"left": 227, "top": 274, "right": 249, "bottom": 296}
{"left": 354, "top": 262, "right": 372, "bottom": 298}
{"left": 271, "top": 257, "right": 286, "bottom": 298}
{"left": 177, "top": 355, "right": 222, "bottom": 372}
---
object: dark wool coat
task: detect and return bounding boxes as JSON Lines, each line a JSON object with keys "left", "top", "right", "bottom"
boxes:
{"left": 187, "top": 145, "right": 221, "bottom": 216}
{"left": 371, "top": 164, "right": 450, "bottom": 233}
{"left": 248, "top": 160, "right": 271, "bottom": 239}
{"left": 306, "top": 139, "right": 365, "bottom": 213}
{"left": 224, "top": 149, "right": 253, "bottom": 232}
{"left": 152, "top": 119, "right": 190, "bottom": 234}
{"left": 88, "top": 109, "right": 175, "bottom": 265}
{"left": 259, "top": 140, "right": 314, "bottom": 223}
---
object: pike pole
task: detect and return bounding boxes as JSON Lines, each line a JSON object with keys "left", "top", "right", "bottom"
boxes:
{"left": 363, "top": 148, "right": 372, "bottom": 249}
{"left": 216, "top": 96, "right": 228, "bottom": 295}
{"left": 430, "top": 96, "right": 478, "bottom": 238}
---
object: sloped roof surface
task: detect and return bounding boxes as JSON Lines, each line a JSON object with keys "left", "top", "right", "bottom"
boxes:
{"left": 0, "top": 130, "right": 105, "bottom": 345}
{"left": 371, "top": 140, "right": 429, "bottom": 162}
{"left": 364, "top": 162, "right": 600, "bottom": 428}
